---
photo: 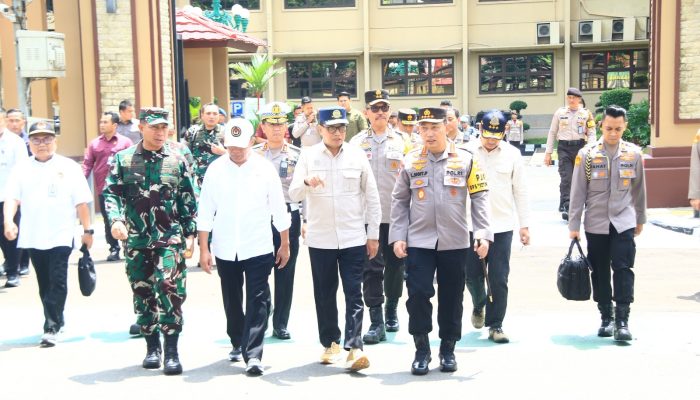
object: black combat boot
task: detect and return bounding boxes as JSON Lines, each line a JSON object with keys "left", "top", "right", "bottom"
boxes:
{"left": 597, "top": 303, "right": 615, "bottom": 337}
{"left": 362, "top": 306, "right": 386, "bottom": 344}
{"left": 614, "top": 304, "right": 632, "bottom": 342}
{"left": 142, "top": 332, "right": 162, "bottom": 369}
{"left": 439, "top": 340, "right": 457, "bottom": 372}
{"left": 411, "top": 334, "right": 431, "bottom": 376}
{"left": 163, "top": 334, "right": 183, "bottom": 375}
{"left": 385, "top": 298, "right": 400, "bottom": 332}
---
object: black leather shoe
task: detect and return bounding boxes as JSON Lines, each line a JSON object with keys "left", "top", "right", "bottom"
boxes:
{"left": 273, "top": 328, "right": 291, "bottom": 340}
{"left": 245, "top": 358, "right": 264, "bottom": 375}
{"left": 107, "top": 249, "right": 121, "bottom": 262}
{"left": 129, "top": 323, "right": 141, "bottom": 336}
{"left": 0, "top": 262, "right": 5, "bottom": 276}
{"left": 163, "top": 335, "right": 182, "bottom": 375}
{"left": 229, "top": 346, "right": 243, "bottom": 362}
{"left": 411, "top": 353, "right": 431, "bottom": 375}
{"left": 439, "top": 353, "right": 457, "bottom": 372}
{"left": 19, "top": 266, "right": 29, "bottom": 276}
{"left": 4, "top": 275, "right": 20, "bottom": 288}
{"left": 362, "top": 306, "right": 386, "bottom": 344}
{"left": 142, "top": 333, "right": 162, "bottom": 369}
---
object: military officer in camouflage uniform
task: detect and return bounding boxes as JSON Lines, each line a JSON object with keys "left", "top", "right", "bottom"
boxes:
{"left": 689, "top": 128, "right": 700, "bottom": 212}
{"left": 544, "top": 88, "right": 596, "bottom": 220}
{"left": 349, "top": 89, "right": 407, "bottom": 344}
{"left": 252, "top": 102, "right": 302, "bottom": 341}
{"left": 568, "top": 105, "right": 646, "bottom": 343}
{"left": 390, "top": 107, "right": 492, "bottom": 375}
{"left": 184, "top": 102, "right": 226, "bottom": 189}
{"left": 104, "top": 107, "right": 197, "bottom": 375}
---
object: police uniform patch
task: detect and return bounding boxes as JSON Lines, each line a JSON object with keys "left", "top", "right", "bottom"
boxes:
{"left": 332, "top": 109, "right": 342, "bottom": 119}
{"left": 450, "top": 188, "right": 458, "bottom": 197}
{"left": 375, "top": 90, "right": 383, "bottom": 99}
{"left": 417, "top": 188, "right": 425, "bottom": 200}
{"left": 575, "top": 154, "right": 581, "bottom": 166}
{"left": 272, "top": 104, "right": 281, "bottom": 114}
{"left": 231, "top": 126, "right": 242, "bottom": 137}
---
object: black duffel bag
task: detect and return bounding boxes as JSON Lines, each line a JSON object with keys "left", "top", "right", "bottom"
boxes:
{"left": 78, "top": 244, "right": 96, "bottom": 296}
{"left": 557, "top": 238, "right": 592, "bottom": 301}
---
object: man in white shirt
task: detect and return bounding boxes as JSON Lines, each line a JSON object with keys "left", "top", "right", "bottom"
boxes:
{"left": 4, "top": 121, "right": 93, "bottom": 347}
{"left": 289, "top": 106, "right": 381, "bottom": 372}
{"left": 0, "top": 109, "right": 29, "bottom": 287}
{"left": 197, "top": 117, "right": 291, "bottom": 376}
{"left": 465, "top": 110, "right": 530, "bottom": 344}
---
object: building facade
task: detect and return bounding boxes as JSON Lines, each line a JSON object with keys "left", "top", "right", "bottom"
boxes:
{"left": 225, "top": 0, "right": 650, "bottom": 137}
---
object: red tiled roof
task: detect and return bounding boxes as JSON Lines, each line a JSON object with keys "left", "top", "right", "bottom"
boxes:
{"left": 175, "top": 9, "right": 266, "bottom": 51}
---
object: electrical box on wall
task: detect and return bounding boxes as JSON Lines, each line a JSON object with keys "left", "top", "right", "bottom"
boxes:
{"left": 16, "top": 30, "right": 66, "bottom": 78}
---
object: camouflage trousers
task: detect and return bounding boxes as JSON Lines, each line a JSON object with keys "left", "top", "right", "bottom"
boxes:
{"left": 126, "top": 246, "right": 187, "bottom": 336}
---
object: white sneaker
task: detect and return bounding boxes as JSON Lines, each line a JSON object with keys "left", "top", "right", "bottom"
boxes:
{"left": 40, "top": 332, "right": 57, "bottom": 347}
{"left": 320, "top": 342, "right": 342, "bottom": 364}
{"left": 345, "top": 348, "right": 369, "bottom": 371}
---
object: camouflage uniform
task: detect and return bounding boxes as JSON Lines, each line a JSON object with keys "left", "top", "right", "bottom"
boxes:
{"left": 103, "top": 142, "right": 197, "bottom": 335}
{"left": 184, "top": 123, "right": 224, "bottom": 187}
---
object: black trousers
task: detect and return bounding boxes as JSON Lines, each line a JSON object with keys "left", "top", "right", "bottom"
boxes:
{"left": 557, "top": 140, "right": 585, "bottom": 207}
{"left": 585, "top": 225, "right": 636, "bottom": 305}
{"left": 29, "top": 246, "right": 72, "bottom": 333}
{"left": 98, "top": 194, "right": 120, "bottom": 251}
{"left": 308, "top": 245, "right": 365, "bottom": 350}
{"left": 216, "top": 253, "right": 274, "bottom": 362}
{"left": 465, "top": 231, "right": 512, "bottom": 329}
{"left": 0, "top": 203, "right": 21, "bottom": 277}
{"left": 406, "top": 247, "right": 466, "bottom": 342}
{"left": 271, "top": 208, "right": 301, "bottom": 330}
{"left": 363, "top": 223, "right": 405, "bottom": 307}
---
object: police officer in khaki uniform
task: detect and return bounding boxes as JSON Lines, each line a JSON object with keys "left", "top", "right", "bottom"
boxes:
{"left": 252, "top": 102, "right": 302, "bottom": 341}
{"left": 397, "top": 109, "right": 422, "bottom": 146}
{"left": 390, "top": 107, "right": 492, "bottom": 375}
{"left": 568, "top": 105, "right": 646, "bottom": 343}
{"left": 544, "top": 88, "right": 596, "bottom": 220}
{"left": 349, "top": 90, "right": 407, "bottom": 343}
{"left": 689, "top": 129, "right": 700, "bottom": 213}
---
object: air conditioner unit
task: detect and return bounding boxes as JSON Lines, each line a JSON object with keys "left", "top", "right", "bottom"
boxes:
{"left": 578, "top": 20, "right": 602, "bottom": 43}
{"left": 637, "top": 16, "right": 651, "bottom": 40}
{"left": 611, "top": 18, "right": 625, "bottom": 41}
{"left": 536, "top": 22, "right": 560, "bottom": 45}
{"left": 16, "top": 30, "right": 66, "bottom": 78}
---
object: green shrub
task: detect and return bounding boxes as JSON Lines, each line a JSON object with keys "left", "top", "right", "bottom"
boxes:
{"left": 523, "top": 122, "right": 530, "bottom": 131}
{"left": 597, "top": 88, "right": 633, "bottom": 113}
{"left": 509, "top": 100, "right": 528, "bottom": 113}
{"left": 625, "top": 100, "right": 650, "bottom": 147}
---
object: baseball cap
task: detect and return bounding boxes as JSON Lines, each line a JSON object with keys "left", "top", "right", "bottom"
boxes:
{"left": 139, "top": 107, "right": 169, "bottom": 126}
{"left": 28, "top": 121, "right": 57, "bottom": 136}
{"left": 223, "top": 118, "right": 254, "bottom": 148}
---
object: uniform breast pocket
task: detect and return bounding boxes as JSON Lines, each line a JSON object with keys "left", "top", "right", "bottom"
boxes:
{"left": 494, "top": 167, "right": 512, "bottom": 186}
{"left": 410, "top": 177, "right": 429, "bottom": 202}
{"left": 385, "top": 152, "right": 403, "bottom": 172}
{"left": 123, "top": 175, "right": 145, "bottom": 198}
{"left": 589, "top": 178, "right": 608, "bottom": 192}
{"left": 309, "top": 168, "right": 329, "bottom": 194}
{"left": 342, "top": 169, "right": 362, "bottom": 194}
{"left": 160, "top": 175, "right": 179, "bottom": 200}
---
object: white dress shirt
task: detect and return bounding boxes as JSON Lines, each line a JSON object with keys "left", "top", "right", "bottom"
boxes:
{"left": 5, "top": 154, "right": 93, "bottom": 249}
{"left": 289, "top": 142, "right": 381, "bottom": 250}
{"left": 196, "top": 151, "right": 291, "bottom": 262}
{"left": 466, "top": 140, "right": 530, "bottom": 234}
{"left": 0, "top": 129, "right": 29, "bottom": 200}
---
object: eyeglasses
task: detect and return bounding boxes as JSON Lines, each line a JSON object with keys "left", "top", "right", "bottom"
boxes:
{"left": 29, "top": 136, "right": 56, "bottom": 145}
{"left": 325, "top": 125, "right": 347, "bottom": 134}
{"left": 369, "top": 104, "right": 390, "bottom": 113}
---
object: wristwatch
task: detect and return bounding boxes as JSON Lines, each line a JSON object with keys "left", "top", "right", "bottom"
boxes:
{"left": 84, "top": 229, "right": 95, "bottom": 235}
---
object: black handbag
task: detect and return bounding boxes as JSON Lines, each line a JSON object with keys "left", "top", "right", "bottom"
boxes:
{"left": 556, "top": 238, "right": 592, "bottom": 301}
{"left": 78, "top": 244, "right": 96, "bottom": 296}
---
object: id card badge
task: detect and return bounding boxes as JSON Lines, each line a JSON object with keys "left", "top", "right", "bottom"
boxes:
{"left": 279, "top": 159, "right": 288, "bottom": 178}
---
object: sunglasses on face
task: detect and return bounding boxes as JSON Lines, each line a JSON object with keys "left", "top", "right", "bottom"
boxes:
{"left": 326, "top": 125, "right": 347, "bottom": 134}
{"left": 369, "top": 104, "right": 390, "bottom": 113}
{"left": 29, "top": 136, "right": 56, "bottom": 145}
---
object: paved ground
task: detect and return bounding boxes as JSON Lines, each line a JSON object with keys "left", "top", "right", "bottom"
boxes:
{"left": 1, "top": 163, "right": 699, "bottom": 399}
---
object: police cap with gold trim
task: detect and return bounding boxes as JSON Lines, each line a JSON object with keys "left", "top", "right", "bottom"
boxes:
{"left": 364, "top": 89, "right": 390, "bottom": 105}
{"left": 417, "top": 107, "right": 446, "bottom": 123}
{"left": 258, "top": 101, "right": 291, "bottom": 124}
{"left": 480, "top": 109, "right": 507, "bottom": 140}
{"left": 398, "top": 108, "right": 417, "bottom": 125}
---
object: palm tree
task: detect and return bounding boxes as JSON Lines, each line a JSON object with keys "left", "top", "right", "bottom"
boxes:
{"left": 229, "top": 53, "right": 285, "bottom": 111}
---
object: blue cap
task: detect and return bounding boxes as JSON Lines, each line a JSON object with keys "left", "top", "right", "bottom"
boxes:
{"left": 480, "top": 109, "right": 507, "bottom": 139}
{"left": 318, "top": 107, "right": 348, "bottom": 126}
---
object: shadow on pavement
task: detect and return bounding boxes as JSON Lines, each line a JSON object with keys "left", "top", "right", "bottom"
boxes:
{"left": 367, "top": 368, "right": 479, "bottom": 385}
{"left": 677, "top": 292, "right": 700, "bottom": 302}
{"left": 550, "top": 334, "right": 629, "bottom": 350}
{"left": 260, "top": 361, "right": 354, "bottom": 386}
{"left": 70, "top": 365, "right": 162, "bottom": 384}
{"left": 459, "top": 331, "right": 499, "bottom": 348}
